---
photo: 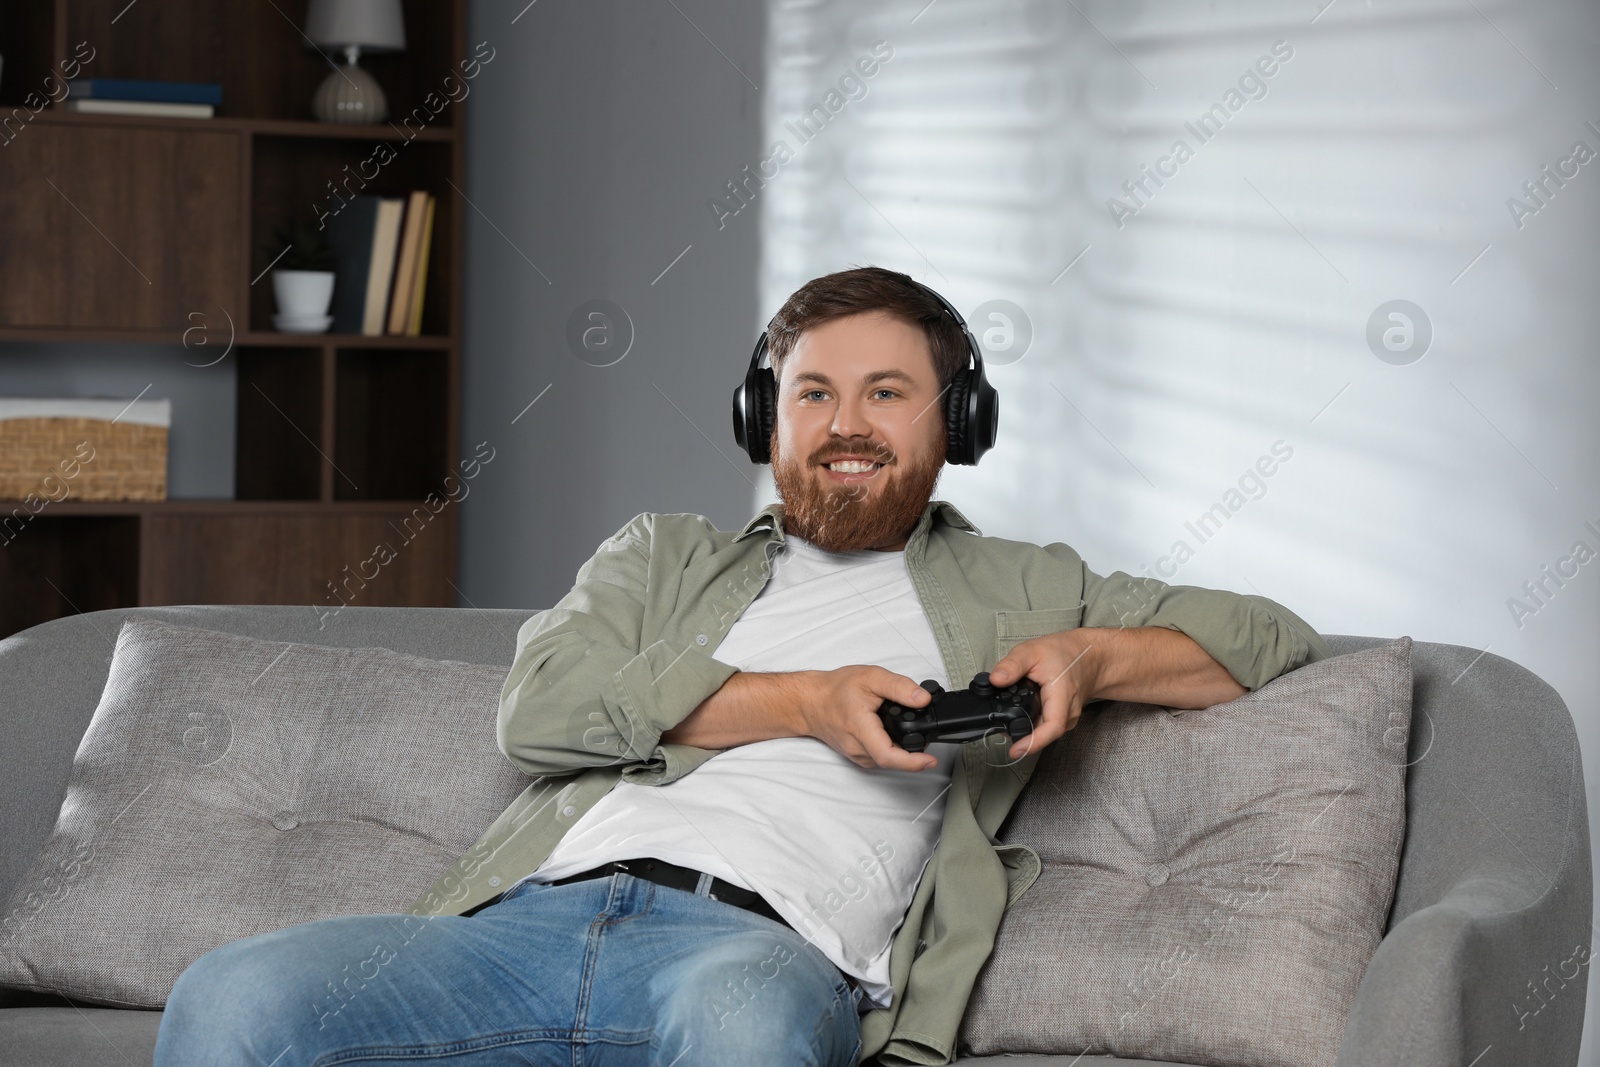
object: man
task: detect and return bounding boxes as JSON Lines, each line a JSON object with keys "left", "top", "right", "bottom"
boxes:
{"left": 155, "top": 267, "right": 1329, "bottom": 1066}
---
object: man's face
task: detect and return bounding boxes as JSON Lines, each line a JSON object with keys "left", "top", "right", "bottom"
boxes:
{"left": 769, "top": 310, "right": 947, "bottom": 553}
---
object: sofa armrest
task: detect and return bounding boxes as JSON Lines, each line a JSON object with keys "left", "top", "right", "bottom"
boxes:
{"left": 1338, "top": 870, "right": 1589, "bottom": 1066}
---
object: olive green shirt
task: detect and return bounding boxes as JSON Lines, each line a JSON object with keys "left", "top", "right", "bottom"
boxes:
{"left": 406, "top": 498, "right": 1331, "bottom": 1065}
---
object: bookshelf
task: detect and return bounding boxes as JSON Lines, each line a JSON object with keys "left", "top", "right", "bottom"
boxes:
{"left": 0, "top": 0, "right": 468, "bottom": 639}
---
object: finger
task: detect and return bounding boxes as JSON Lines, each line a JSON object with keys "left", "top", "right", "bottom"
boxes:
{"left": 1008, "top": 665, "right": 1070, "bottom": 759}
{"left": 1003, "top": 729, "right": 1042, "bottom": 763}
{"left": 1047, "top": 698, "right": 1085, "bottom": 742}
{"left": 879, "top": 745, "right": 940, "bottom": 772}
{"left": 1009, "top": 709, "right": 1065, "bottom": 761}
{"left": 1017, "top": 687, "right": 1088, "bottom": 755}
{"left": 861, "top": 719, "right": 938, "bottom": 772}
{"left": 869, "top": 666, "right": 934, "bottom": 706}
{"left": 988, "top": 645, "right": 1040, "bottom": 688}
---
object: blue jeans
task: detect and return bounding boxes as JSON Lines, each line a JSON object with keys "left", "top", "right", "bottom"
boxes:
{"left": 154, "top": 873, "right": 865, "bottom": 1066}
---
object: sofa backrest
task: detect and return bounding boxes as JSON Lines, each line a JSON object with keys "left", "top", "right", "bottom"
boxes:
{"left": 0, "top": 608, "right": 1586, "bottom": 945}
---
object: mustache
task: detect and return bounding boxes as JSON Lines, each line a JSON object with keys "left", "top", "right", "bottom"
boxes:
{"left": 811, "top": 438, "right": 896, "bottom": 465}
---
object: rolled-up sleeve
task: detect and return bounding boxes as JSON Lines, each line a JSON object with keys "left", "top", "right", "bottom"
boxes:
{"left": 496, "top": 514, "right": 739, "bottom": 784}
{"left": 1071, "top": 557, "right": 1332, "bottom": 691}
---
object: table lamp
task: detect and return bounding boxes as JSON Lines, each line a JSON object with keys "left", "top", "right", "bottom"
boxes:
{"left": 305, "top": 0, "right": 406, "bottom": 124}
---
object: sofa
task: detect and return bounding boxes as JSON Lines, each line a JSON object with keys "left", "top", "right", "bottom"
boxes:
{"left": 0, "top": 604, "right": 1590, "bottom": 1066}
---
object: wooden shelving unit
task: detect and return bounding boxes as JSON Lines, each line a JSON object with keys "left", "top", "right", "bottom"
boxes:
{"left": 0, "top": 0, "right": 469, "bottom": 640}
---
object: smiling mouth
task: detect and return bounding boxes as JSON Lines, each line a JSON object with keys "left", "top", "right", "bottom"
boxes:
{"left": 824, "top": 459, "right": 883, "bottom": 474}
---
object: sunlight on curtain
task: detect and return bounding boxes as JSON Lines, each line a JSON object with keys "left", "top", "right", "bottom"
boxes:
{"left": 757, "top": 0, "right": 1600, "bottom": 1052}
{"left": 755, "top": 0, "right": 1597, "bottom": 662}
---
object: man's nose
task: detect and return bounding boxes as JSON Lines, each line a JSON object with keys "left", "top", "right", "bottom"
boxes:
{"left": 830, "top": 395, "right": 871, "bottom": 440}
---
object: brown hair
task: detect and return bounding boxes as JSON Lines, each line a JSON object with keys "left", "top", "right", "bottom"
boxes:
{"left": 766, "top": 266, "right": 969, "bottom": 389}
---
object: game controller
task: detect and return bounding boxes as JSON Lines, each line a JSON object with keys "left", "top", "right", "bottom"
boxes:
{"left": 877, "top": 672, "right": 1043, "bottom": 753}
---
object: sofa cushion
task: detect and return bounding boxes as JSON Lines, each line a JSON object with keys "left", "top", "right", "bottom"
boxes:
{"left": 958, "top": 637, "right": 1413, "bottom": 1067}
{"left": 0, "top": 619, "right": 529, "bottom": 1008}
{"left": 0, "top": 1006, "right": 164, "bottom": 1066}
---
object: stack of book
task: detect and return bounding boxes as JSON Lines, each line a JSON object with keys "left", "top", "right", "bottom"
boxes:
{"left": 325, "top": 192, "right": 438, "bottom": 337}
{"left": 64, "top": 79, "right": 221, "bottom": 119}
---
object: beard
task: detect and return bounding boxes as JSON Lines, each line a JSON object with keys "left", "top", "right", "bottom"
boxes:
{"left": 770, "top": 428, "right": 945, "bottom": 553}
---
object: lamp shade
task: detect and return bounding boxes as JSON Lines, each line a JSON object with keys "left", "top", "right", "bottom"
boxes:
{"left": 304, "top": 0, "right": 406, "bottom": 52}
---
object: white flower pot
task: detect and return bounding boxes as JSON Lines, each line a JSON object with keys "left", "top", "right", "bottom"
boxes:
{"left": 271, "top": 270, "right": 336, "bottom": 333}
{"left": 272, "top": 269, "right": 336, "bottom": 318}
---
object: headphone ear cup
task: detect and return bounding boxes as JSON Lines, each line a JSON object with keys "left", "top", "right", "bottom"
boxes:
{"left": 971, "top": 373, "right": 998, "bottom": 463}
{"left": 732, "top": 382, "right": 751, "bottom": 456}
{"left": 752, "top": 367, "right": 777, "bottom": 463}
{"left": 943, "top": 369, "right": 974, "bottom": 465}
{"left": 733, "top": 333, "right": 778, "bottom": 464}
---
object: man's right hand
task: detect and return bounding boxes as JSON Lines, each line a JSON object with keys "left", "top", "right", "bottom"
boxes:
{"left": 792, "top": 665, "right": 940, "bottom": 772}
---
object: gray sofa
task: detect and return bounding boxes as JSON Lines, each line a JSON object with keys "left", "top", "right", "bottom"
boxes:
{"left": 0, "top": 605, "right": 1590, "bottom": 1066}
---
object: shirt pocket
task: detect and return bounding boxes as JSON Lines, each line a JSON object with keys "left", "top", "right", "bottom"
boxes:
{"left": 993, "top": 606, "right": 1083, "bottom": 661}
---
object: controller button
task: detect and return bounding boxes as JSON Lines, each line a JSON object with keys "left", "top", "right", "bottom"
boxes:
{"left": 971, "top": 672, "right": 994, "bottom": 695}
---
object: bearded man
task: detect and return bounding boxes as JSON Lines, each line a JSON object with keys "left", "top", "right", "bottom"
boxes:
{"left": 156, "top": 266, "right": 1330, "bottom": 1067}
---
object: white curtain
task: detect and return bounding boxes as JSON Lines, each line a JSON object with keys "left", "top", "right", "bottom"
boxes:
{"left": 758, "top": 0, "right": 1599, "bottom": 1049}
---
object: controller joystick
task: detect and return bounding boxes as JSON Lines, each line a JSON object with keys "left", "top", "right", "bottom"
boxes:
{"left": 877, "top": 671, "right": 1043, "bottom": 754}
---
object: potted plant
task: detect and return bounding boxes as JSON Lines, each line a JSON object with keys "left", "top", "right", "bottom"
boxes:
{"left": 268, "top": 219, "right": 337, "bottom": 333}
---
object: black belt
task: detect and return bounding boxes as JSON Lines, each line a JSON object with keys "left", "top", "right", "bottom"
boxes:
{"left": 550, "top": 857, "right": 790, "bottom": 929}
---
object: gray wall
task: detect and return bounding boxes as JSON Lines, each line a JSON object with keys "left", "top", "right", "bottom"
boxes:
{"left": 456, "top": 0, "right": 766, "bottom": 612}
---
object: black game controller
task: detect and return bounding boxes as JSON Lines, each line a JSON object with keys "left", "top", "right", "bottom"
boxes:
{"left": 877, "top": 672, "right": 1043, "bottom": 753}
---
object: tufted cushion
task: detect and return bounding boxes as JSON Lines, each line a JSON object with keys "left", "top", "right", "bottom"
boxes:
{"left": 0, "top": 619, "right": 528, "bottom": 1008}
{"left": 959, "top": 637, "right": 1413, "bottom": 1067}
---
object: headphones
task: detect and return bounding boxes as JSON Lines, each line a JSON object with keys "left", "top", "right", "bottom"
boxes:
{"left": 731, "top": 281, "right": 999, "bottom": 466}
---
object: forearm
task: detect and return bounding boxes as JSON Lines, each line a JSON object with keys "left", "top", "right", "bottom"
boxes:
{"left": 1080, "top": 564, "right": 1330, "bottom": 689}
{"left": 1086, "top": 626, "right": 1248, "bottom": 709}
{"left": 497, "top": 622, "right": 739, "bottom": 776}
{"left": 659, "top": 670, "right": 812, "bottom": 749}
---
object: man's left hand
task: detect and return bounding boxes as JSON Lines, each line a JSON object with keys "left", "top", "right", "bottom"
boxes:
{"left": 986, "top": 629, "right": 1102, "bottom": 761}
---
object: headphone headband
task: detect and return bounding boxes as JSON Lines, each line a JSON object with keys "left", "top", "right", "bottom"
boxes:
{"left": 731, "top": 277, "right": 999, "bottom": 466}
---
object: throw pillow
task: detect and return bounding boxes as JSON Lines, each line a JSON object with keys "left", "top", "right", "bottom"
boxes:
{"left": 958, "top": 637, "right": 1413, "bottom": 1067}
{"left": 0, "top": 619, "right": 528, "bottom": 1008}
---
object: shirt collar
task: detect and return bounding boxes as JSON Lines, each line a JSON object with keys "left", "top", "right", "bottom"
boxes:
{"left": 732, "top": 498, "right": 982, "bottom": 550}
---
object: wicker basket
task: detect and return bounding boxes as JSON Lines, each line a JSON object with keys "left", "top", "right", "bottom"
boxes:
{"left": 0, "top": 403, "right": 169, "bottom": 502}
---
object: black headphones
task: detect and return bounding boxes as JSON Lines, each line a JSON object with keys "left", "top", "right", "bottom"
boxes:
{"left": 730, "top": 281, "right": 999, "bottom": 466}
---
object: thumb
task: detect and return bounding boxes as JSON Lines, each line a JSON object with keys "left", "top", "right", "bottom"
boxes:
{"left": 989, "top": 659, "right": 1024, "bottom": 685}
{"left": 874, "top": 669, "right": 933, "bottom": 707}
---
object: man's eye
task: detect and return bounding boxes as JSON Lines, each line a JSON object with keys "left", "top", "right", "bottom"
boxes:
{"left": 803, "top": 390, "right": 827, "bottom": 401}
{"left": 874, "top": 389, "right": 898, "bottom": 400}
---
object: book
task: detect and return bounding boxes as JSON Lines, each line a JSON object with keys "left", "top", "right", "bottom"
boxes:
{"left": 362, "top": 198, "right": 406, "bottom": 336}
{"left": 407, "top": 196, "right": 437, "bottom": 337}
{"left": 64, "top": 99, "right": 214, "bottom": 119}
{"left": 386, "top": 190, "right": 432, "bottom": 335}
{"left": 66, "top": 78, "right": 223, "bottom": 105}
{"left": 324, "top": 197, "right": 381, "bottom": 335}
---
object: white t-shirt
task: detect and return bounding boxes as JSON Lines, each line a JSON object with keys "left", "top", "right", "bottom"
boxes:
{"left": 515, "top": 533, "right": 957, "bottom": 1009}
